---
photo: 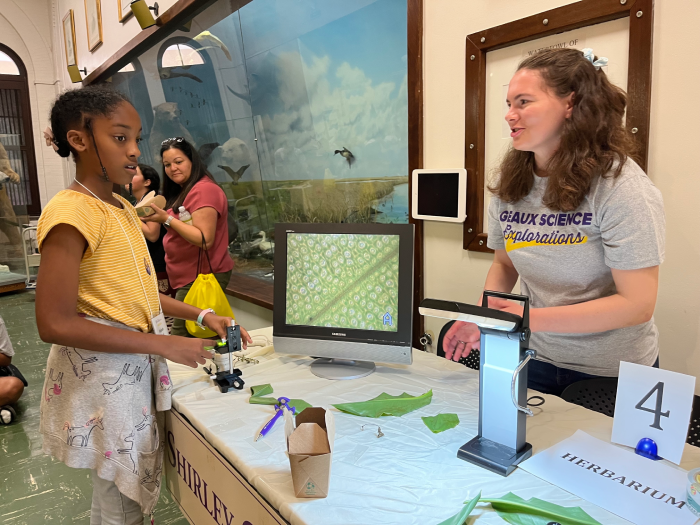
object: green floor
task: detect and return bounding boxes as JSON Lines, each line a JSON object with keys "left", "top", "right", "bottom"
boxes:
{"left": 0, "top": 290, "right": 189, "bottom": 524}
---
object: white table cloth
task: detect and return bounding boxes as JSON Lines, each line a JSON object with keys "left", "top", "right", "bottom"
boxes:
{"left": 168, "top": 327, "right": 700, "bottom": 525}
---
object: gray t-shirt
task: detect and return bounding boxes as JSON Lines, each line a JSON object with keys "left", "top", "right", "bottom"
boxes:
{"left": 487, "top": 159, "right": 665, "bottom": 376}
{"left": 0, "top": 316, "right": 15, "bottom": 357}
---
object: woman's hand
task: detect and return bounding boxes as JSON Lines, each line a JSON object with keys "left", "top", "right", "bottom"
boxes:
{"left": 203, "top": 314, "right": 253, "bottom": 349}
{"left": 442, "top": 321, "right": 481, "bottom": 362}
{"left": 158, "top": 336, "right": 214, "bottom": 368}
{"left": 141, "top": 204, "right": 170, "bottom": 224}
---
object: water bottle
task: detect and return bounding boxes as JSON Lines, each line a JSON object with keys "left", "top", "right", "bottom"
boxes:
{"left": 178, "top": 206, "right": 192, "bottom": 225}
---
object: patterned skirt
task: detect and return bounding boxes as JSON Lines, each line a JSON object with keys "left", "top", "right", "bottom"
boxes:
{"left": 39, "top": 317, "right": 172, "bottom": 515}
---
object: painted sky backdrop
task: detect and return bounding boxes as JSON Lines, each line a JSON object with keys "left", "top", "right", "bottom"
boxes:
{"left": 236, "top": 0, "right": 408, "bottom": 181}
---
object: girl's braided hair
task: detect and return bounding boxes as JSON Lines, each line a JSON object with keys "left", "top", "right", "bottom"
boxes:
{"left": 49, "top": 86, "right": 131, "bottom": 159}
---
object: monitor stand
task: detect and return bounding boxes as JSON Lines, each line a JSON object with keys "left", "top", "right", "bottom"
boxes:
{"left": 310, "top": 358, "right": 376, "bottom": 380}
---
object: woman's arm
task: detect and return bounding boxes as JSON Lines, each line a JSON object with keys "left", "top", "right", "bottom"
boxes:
{"left": 443, "top": 249, "right": 520, "bottom": 361}
{"left": 159, "top": 294, "right": 252, "bottom": 347}
{"left": 140, "top": 220, "right": 161, "bottom": 243}
{"left": 490, "top": 266, "right": 659, "bottom": 333}
{"left": 36, "top": 224, "right": 213, "bottom": 367}
{"left": 532, "top": 266, "right": 658, "bottom": 333}
{"left": 483, "top": 249, "right": 520, "bottom": 296}
{"left": 143, "top": 204, "right": 217, "bottom": 249}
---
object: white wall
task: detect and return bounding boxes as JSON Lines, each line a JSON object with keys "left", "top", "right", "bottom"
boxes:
{"left": 0, "top": 0, "right": 68, "bottom": 207}
{"left": 52, "top": 0, "right": 180, "bottom": 89}
{"left": 423, "top": 0, "right": 700, "bottom": 392}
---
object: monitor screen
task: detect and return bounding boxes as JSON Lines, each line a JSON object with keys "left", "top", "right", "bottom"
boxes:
{"left": 285, "top": 232, "right": 400, "bottom": 332}
{"left": 417, "top": 172, "right": 459, "bottom": 217}
{"left": 274, "top": 222, "right": 414, "bottom": 351}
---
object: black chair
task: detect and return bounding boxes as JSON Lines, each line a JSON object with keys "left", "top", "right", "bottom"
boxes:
{"left": 436, "top": 320, "right": 480, "bottom": 371}
{"left": 560, "top": 378, "right": 618, "bottom": 417}
{"left": 687, "top": 395, "right": 700, "bottom": 447}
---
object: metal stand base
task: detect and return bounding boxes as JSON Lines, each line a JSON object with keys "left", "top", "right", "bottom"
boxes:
{"left": 310, "top": 358, "right": 376, "bottom": 380}
{"left": 457, "top": 435, "right": 532, "bottom": 477}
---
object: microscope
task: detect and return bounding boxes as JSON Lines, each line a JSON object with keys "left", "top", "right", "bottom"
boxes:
{"left": 420, "top": 291, "right": 536, "bottom": 476}
{"left": 203, "top": 324, "right": 246, "bottom": 393}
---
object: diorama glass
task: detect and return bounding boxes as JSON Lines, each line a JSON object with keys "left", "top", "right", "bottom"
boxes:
{"left": 107, "top": 0, "right": 409, "bottom": 283}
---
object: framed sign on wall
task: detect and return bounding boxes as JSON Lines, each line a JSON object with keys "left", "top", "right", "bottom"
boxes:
{"left": 118, "top": 0, "right": 133, "bottom": 22}
{"left": 84, "top": 0, "right": 104, "bottom": 52}
{"left": 62, "top": 10, "right": 78, "bottom": 67}
{"left": 462, "top": 0, "right": 654, "bottom": 253}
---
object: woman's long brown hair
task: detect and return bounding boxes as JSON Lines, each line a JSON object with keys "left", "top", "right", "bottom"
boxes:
{"left": 489, "top": 48, "right": 639, "bottom": 212}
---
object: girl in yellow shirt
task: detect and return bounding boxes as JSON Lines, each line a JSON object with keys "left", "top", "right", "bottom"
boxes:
{"left": 36, "top": 86, "right": 251, "bottom": 523}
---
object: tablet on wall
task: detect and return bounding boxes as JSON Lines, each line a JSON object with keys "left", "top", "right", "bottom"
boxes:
{"left": 411, "top": 169, "right": 467, "bottom": 222}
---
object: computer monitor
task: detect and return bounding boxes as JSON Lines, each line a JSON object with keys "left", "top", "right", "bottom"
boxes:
{"left": 273, "top": 222, "right": 415, "bottom": 379}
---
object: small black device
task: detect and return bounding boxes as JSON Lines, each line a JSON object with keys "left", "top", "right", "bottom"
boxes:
{"left": 203, "top": 324, "right": 245, "bottom": 393}
{"left": 411, "top": 168, "right": 467, "bottom": 222}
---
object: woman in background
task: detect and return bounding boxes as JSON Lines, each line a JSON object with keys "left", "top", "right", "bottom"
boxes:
{"left": 130, "top": 164, "right": 175, "bottom": 297}
{"left": 144, "top": 138, "right": 233, "bottom": 336}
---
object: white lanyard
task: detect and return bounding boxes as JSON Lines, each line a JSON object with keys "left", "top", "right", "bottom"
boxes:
{"left": 74, "top": 180, "right": 163, "bottom": 318}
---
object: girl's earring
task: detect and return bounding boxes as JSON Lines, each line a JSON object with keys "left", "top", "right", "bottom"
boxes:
{"left": 128, "top": 183, "right": 133, "bottom": 196}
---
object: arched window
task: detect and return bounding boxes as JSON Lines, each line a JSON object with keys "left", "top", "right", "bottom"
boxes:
{"left": 0, "top": 44, "right": 40, "bottom": 215}
{"left": 156, "top": 38, "right": 226, "bottom": 152}
{"left": 0, "top": 51, "right": 20, "bottom": 76}
{"left": 161, "top": 44, "right": 205, "bottom": 68}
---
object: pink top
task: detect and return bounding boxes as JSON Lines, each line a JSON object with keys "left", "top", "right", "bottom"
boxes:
{"left": 163, "top": 177, "right": 234, "bottom": 289}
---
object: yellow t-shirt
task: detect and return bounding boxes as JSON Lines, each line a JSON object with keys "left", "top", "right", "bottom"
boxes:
{"left": 37, "top": 190, "right": 161, "bottom": 333}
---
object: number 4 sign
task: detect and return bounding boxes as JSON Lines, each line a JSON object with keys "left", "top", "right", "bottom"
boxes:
{"left": 612, "top": 362, "right": 696, "bottom": 465}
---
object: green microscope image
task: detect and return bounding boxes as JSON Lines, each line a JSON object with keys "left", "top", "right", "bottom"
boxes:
{"left": 286, "top": 233, "right": 399, "bottom": 332}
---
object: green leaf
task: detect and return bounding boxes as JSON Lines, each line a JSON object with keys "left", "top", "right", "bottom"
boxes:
{"left": 422, "top": 413, "right": 460, "bottom": 433}
{"left": 481, "top": 493, "right": 601, "bottom": 525}
{"left": 332, "top": 390, "right": 433, "bottom": 418}
{"left": 437, "top": 492, "right": 481, "bottom": 525}
{"left": 250, "top": 384, "right": 273, "bottom": 397}
{"left": 249, "top": 396, "right": 279, "bottom": 406}
{"left": 287, "top": 399, "right": 312, "bottom": 414}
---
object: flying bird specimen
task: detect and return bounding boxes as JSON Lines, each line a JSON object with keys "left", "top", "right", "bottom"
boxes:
{"left": 193, "top": 31, "right": 232, "bottom": 61}
{"left": 198, "top": 143, "right": 219, "bottom": 163}
{"left": 334, "top": 147, "right": 355, "bottom": 168}
{"left": 159, "top": 70, "right": 203, "bottom": 83}
{"left": 219, "top": 164, "right": 250, "bottom": 184}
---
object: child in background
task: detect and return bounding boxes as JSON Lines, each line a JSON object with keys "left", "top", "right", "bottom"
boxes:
{"left": 129, "top": 163, "right": 175, "bottom": 298}
{"left": 0, "top": 314, "right": 26, "bottom": 424}
{"left": 36, "top": 87, "right": 251, "bottom": 524}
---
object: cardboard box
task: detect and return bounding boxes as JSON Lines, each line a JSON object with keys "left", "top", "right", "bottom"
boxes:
{"left": 134, "top": 191, "right": 166, "bottom": 217}
{"left": 284, "top": 407, "right": 335, "bottom": 498}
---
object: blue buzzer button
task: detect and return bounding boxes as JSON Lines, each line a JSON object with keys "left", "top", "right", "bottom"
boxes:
{"left": 688, "top": 469, "right": 700, "bottom": 518}
{"left": 635, "top": 437, "right": 662, "bottom": 460}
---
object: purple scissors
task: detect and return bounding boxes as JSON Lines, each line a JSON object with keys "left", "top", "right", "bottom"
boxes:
{"left": 254, "top": 397, "right": 296, "bottom": 442}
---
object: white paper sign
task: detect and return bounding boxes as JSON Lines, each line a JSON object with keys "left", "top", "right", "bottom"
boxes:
{"left": 521, "top": 431, "right": 696, "bottom": 525}
{"left": 612, "top": 362, "right": 695, "bottom": 465}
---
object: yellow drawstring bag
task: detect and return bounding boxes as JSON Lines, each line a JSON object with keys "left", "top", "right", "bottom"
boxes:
{"left": 184, "top": 236, "right": 235, "bottom": 338}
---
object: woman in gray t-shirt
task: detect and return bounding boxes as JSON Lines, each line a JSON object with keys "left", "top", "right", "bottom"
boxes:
{"left": 443, "top": 48, "right": 664, "bottom": 396}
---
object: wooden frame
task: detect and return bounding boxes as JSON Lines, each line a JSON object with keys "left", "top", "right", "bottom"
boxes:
{"left": 86, "top": 0, "right": 424, "bottom": 346}
{"left": 118, "top": 0, "right": 133, "bottom": 23}
{"left": 62, "top": 10, "right": 78, "bottom": 67}
{"left": 463, "top": 0, "right": 654, "bottom": 253}
{"left": 84, "top": 0, "right": 104, "bottom": 52}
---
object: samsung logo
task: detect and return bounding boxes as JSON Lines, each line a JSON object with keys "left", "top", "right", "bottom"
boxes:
{"left": 332, "top": 332, "right": 346, "bottom": 337}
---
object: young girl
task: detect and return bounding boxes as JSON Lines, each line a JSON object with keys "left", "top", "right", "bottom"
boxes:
{"left": 36, "top": 87, "right": 251, "bottom": 523}
{"left": 443, "top": 48, "right": 665, "bottom": 396}
{"left": 130, "top": 164, "right": 174, "bottom": 298}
